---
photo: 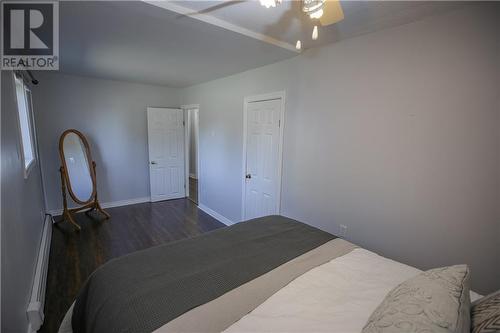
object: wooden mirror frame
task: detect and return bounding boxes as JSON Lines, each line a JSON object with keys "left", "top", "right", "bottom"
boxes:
{"left": 58, "top": 129, "right": 110, "bottom": 230}
{"left": 59, "top": 129, "right": 96, "bottom": 205}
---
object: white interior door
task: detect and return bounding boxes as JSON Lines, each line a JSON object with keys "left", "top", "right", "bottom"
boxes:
{"left": 147, "top": 107, "right": 185, "bottom": 202}
{"left": 244, "top": 98, "right": 283, "bottom": 220}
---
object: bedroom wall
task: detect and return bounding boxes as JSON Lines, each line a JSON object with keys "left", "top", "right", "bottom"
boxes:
{"left": 181, "top": 4, "right": 500, "bottom": 293}
{"left": 1, "top": 72, "right": 47, "bottom": 333}
{"left": 32, "top": 73, "right": 181, "bottom": 212}
{"left": 182, "top": 59, "right": 298, "bottom": 221}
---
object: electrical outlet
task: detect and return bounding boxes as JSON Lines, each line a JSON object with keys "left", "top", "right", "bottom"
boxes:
{"left": 339, "top": 224, "right": 347, "bottom": 238}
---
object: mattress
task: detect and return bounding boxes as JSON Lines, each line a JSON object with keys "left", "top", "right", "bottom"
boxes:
{"left": 67, "top": 216, "right": 341, "bottom": 333}
{"left": 224, "top": 248, "right": 482, "bottom": 333}
{"left": 60, "top": 216, "right": 481, "bottom": 333}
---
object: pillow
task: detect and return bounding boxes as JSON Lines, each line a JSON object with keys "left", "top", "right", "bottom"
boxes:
{"left": 471, "top": 290, "right": 500, "bottom": 332}
{"left": 362, "top": 265, "right": 471, "bottom": 333}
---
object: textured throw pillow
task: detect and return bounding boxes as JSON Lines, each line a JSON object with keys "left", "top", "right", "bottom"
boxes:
{"left": 471, "top": 290, "right": 500, "bottom": 332}
{"left": 362, "top": 265, "right": 471, "bottom": 333}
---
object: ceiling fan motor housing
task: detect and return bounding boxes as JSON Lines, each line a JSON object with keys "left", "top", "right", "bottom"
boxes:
{"left": 302, "top": 0, "right": 325, "bottom": 17}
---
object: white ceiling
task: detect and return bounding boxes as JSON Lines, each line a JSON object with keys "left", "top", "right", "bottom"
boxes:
{"left": 57, "top": 1, "right": 465, "bottom": 88}
{"left": 58, "top": 1, "right": 296, "bottom": 87}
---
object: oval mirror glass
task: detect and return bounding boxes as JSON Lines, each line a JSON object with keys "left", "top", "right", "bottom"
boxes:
{"left": 62, "top": 132, "right": 93, "bottom": 202}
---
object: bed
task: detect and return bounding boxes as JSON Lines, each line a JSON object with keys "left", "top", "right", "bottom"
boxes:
{"left": 59, "top": 215, "right": 481, "bottom": 333}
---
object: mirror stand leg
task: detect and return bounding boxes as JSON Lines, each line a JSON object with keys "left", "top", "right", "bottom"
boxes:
{"left": 60, "top": 166, "right": 81, "bottom": 231}
{"left": 64, "top": 209, "right": 81, "bottom": 231}
{"left": 95, "top": 200, "right": 110, "bottom": 219}
{"left": 90, "top": 162, "right": 110, "bottom": 220}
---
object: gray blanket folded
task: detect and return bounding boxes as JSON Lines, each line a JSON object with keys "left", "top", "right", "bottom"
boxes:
{"left": 72, "top": 215, "right": 335, "bottom": 333}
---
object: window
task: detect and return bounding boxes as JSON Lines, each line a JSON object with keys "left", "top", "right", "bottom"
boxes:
{"left": 14, "top": 73, "right": 36, "bottom": 177}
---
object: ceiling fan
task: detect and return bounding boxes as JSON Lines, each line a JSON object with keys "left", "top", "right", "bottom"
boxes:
{"left": 181, "top": 0, "right": 345, "bottom": 50}
{"left": 263, "top": 0, "right": 344, "bottom": 26}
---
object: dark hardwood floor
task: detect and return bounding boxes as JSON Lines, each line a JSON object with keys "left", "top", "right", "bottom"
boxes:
{"left": 40, "top": 198, "right": 225, "bottom": 333}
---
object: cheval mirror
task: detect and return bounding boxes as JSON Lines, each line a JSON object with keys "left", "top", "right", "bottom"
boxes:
{"left": 58, "top": 129, "right": 109, "bottom": 230}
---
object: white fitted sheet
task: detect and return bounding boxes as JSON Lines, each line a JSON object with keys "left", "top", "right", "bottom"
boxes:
{"left": 224, "top": 248, "right": 481, "bottom": 333}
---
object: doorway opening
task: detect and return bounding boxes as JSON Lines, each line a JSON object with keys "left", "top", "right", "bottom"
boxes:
{"left": 184, "top": 105, "right": 200, "bottom": 205}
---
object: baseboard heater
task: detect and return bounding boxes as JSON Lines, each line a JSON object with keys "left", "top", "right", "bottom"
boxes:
{"left": 27, "top": 214, "right": 53, "bottom": 332}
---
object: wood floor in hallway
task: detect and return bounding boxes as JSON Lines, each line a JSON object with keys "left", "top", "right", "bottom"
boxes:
{"left": 188, "top": 177, "right": 198, "bottom": 204}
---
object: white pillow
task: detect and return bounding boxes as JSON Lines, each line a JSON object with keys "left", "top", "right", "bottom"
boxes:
{"left": 363, "top": 265, "right": 471, "bottom": 333}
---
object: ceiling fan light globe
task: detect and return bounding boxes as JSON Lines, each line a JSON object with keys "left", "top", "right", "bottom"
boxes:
{"left": 303, "top": 0, "right": 325, "bottom": 13}
{"left": 260, "top": 0, "right": 277, "bottom": 8}
{"left": 312, "top": 25, "right": 318, "bottom": 40}
{"left": 310, "top": 8, "right": 324, "bottom": 19}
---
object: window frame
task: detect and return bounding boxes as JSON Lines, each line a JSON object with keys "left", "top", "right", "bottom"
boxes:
{"left": 13, "top": 72, "right": 37, "bottom": 179}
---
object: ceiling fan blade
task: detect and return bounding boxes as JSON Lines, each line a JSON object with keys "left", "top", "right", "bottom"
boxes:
{"left": 319, "top": 0, "right": 344, "bottom": 26}
{"left": 180, "top": 1, "right": 246, "bottom": 17}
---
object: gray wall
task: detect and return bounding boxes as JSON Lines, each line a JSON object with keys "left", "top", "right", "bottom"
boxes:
{"left": 182, "top": 59, "right": 297, "bottom": 222}
{"left": 181, "top": 5, "right": 500, "bottom": 293}
{"left": 1, "top": 72, "right": 46, "bottom": 333}
{"left": 33, "top": 73, "right": 180, "bottom": 212}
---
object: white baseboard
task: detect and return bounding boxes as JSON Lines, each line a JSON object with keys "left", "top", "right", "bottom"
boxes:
{"left": 101, "top": 197, "right": 151, "bottom": 209}
{"left": 198, "top": 204, "right": 235, "bottom": 226}
{"left": 27, "top": 214, "right": 52, "bottom": 332}
{"left": 48, "top": 196, "right": 151, "bottom": 217}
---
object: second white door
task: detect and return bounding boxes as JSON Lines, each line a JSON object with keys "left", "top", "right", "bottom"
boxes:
{"left": 147, "top": 107, "right": 185, "bottom": 202}
{"left": 244, "top": 98, "right": 283, "bottom": 220}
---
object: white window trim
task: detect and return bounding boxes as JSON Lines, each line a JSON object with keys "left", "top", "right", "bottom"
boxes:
{"left": 12, "top": 72, "right": 37, "bottom": 179}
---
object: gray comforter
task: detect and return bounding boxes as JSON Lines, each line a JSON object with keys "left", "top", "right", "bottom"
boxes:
{"left": 72, "top": 215, "right": 336, "bottom": 333}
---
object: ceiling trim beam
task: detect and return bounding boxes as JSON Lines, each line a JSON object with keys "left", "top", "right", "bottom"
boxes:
{"left": 142, "top": 1, "right": 300, "bottom": 53}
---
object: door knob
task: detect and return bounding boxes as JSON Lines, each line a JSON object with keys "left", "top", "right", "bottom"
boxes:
{"left": 245, "top": 174, "right": 251, "bottom": 179}
{"left": 150, "top": 161, "right": 157, "bottom": 165}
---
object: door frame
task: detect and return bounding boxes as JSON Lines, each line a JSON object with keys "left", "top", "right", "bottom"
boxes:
{"left": 181, "top": 104, "right": 200, "bottom": 202}
{"left": 241, "top": 91, "right": 286, "bottom": 221}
